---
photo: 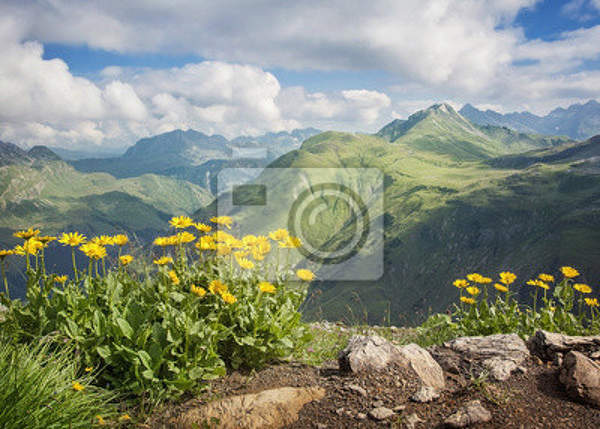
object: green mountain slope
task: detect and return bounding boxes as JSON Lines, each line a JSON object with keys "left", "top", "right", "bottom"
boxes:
{"left": 199, "top": 105, "right": 599, "bottom": 324}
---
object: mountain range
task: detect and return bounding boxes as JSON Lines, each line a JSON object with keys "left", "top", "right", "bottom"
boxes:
{"left": 2, "top": 102, "right": 600, "bottom": 322}
{"left": 460, "top": 100, "right": 600, "bottom": 140}
{"left": 199, "top": 103, "right": 600, "bottom": 324}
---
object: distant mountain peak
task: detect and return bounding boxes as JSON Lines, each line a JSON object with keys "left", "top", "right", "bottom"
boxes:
{"left": 28, "top": 145, "right": 61, "bottom": 161}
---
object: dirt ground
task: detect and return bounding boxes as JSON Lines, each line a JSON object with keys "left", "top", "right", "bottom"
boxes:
{"left": 152, "top": 354, "right": 600, "bottom": 428}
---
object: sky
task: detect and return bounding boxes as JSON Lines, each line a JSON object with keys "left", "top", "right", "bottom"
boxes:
{"left": 1, "top": 0, "right": 600, "bottom": 149}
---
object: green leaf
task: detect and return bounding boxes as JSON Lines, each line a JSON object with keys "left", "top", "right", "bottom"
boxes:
{"left": 138, "top": 350, "right": 153, "bottom": 369}
{"left": 115, "top": 317, "right": 134, "bottom": 340}
{"left": 96, "top": 345, "right": 111, "bottom": 360}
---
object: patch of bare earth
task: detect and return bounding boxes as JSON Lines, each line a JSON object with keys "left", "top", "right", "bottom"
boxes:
{"left": 151, "top": 356, "right": 600, "bottom": 428}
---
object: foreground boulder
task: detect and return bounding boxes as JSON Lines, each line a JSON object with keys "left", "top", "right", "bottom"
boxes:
{"left": 559, "top": 351, "right": 600, "bottom": 408}
{"left": 338, "top": 335, "right": 445, "bottom": 390}
{"left": 529, "top": 330, "right": 600, "bottom": 362}
{"left": 175, "top": 386, "right": 325, "bottom": 429}
{"left": 430, "top": 333, "right": 528, "bottom": 381}
{"left": 444, "top": 400, "right": 492, "bottom": 428}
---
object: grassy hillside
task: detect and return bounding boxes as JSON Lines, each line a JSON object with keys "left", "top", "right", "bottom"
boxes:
{"left": 199, "top": 106, "right": 599, "bottom": 324}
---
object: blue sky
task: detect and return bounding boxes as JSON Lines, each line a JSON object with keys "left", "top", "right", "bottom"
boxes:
{"left": 1, "top": 0, "right": 599, "bottom": 149}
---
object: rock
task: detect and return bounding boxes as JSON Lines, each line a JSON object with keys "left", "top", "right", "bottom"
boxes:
{"left": 403, "top": 413, "right": 424, "bottom": 429}
{"left": 339, "top": 336, "right": 445, "bottom": 390}
{"left": 431, "top": 333, "right": 528, "bottom": 381}
{"left": 176, "top": 386, "right": 325, "bottom": 429}
{"left": 356, "top": 412, "right": 367, "bottom": 420}
{"left": 528, "top": 330, "right": 600, "bottom": 362}
{"left": 335, "top": 408, "right": 345, "bottom": 416}
{"left": 393, "top": 404, "right": 407, "bottom": 412}
{"left": 372, "top": 400, "right": 384, "bottom": 408}
{"left": 397, "top": 343, "right": 446, "bottom": 390}
{"left": 559, "top": 351, "right": 600, "bottom": 408}
{"left": 346, "top": 383, "right": 367, "bottom": 397}
{"left": 444, "top": 400, "right": 492, "bottom": 428}
{"left": 410, "top": 385, "right": 440, "bottom": 403}
{"left": 368, "top": 407, "right": 395, "bottom": 421}
{"left": 315, "top": 424, "right": 327, "bottom": 429}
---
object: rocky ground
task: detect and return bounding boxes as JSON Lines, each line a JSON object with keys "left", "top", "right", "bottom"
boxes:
{"left": 151, "top": 330, "right": 600, "bottom": 428}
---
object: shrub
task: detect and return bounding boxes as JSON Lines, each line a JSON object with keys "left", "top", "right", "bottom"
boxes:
{"left": 0, "top": 333, "right": 116, "bottom": 429}
{"left": 418, "top": 267, "right": 600, "bottom": 343}
{"left": 0, "top": 217, "right": 313, "bottom": 400}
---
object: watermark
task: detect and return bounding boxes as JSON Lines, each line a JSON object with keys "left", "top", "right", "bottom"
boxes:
{"left": 216, "top": 167, "right": 384, "bottom": 281}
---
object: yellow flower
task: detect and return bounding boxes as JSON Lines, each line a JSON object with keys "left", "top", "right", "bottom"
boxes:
{"left": 190, "top": 284, "right": 207, "bottom": 297}
{"left": 494, "top": 283, "right": 508, "bottom": 293}
{"left": 527, "top": 279, "right": 549, "bottom": 290}
{"left": 0, "top": 249, "right": 15, "bottom": 259}
{"left": 95, "top": 415, "right": 106, "bottom": 425}
{"left": 256, "top": 236, "right": 271, "bottom": 253}
{"left": 168, "top": 270, "right": 180, "bottom": 285}
{"left": 252, "top": 249, "right": 265, "bottom": 261}
{"left": 37, "top": 235, "right": 57, "bottom": 245}
{"left": 79, "top": 243, "right": 106, "bottom": 260}
{"left": 259, "top": 281, "right": 276, "bottom": 293}
{"left": 169, "top": 215, "right": 194, "bottom": 229}
{"left": 242, "top": 234, "right": 258, "bottom": 246}
{"left": 72, "top": 381, "right": 85, "bottom": 391}
{"left": 296, "top": 269, "right": 315, "bottom": 282}
{"left": 119, "top": 255, "right": 134, "bottom": 266}
{"left": 453, "top": 279, "right": 468, "bottom": 288}
{"left": 153, "top": 236, "right": 172, "bottom": 247}
{"left": 213, "top": 230, "right": 235, "bottom": 242}
{"left": 538, "top": 273, "right": 555, "bottom": 283}
{"left": 466, "top": 273, "right": 491, "bottom": 284}
{"left": 14, "top": 227, "right": 40, "bottom": 240}
{"left": 561, "top": 266, "right": 580, "bottom": 278}
{"left": 269, "top": 228, "right": 289, "bottom": 241}
{"left": 499, "top": 271, "right": 516, "bottom": 285}
{"left": 85, "top": 367, "right": 93, "bottom": 372}
{"left": 58, "top": 232, "right": 87, "bottom": 247}
{"left": 12, "top": 245, "right": 25, "bottom": 256}
{"left": 22, "top": 239, "right": 44, "bottom": 255}
{"left": 573, "top": 283, "right": 592, "bottom": 294}
{"left": 174, "top": 231, "right": 196, "bottom": 244}
{"left": 466, "top": 286, "right": 480, "bottom": 296}
{"left": 460, "top": 296, "right": 476, "bottom": 305}
{"left": 208, "top": 280, "right": 228, "bottom": 295}
{"left": 91, "top": 235, "right": 114, "bottom": 246}
{"left": 196, "top": 236, "right": 216, "bottom": 250}
{"left": 54, "top": 275, "right": 68, "bottom": 284}
{"left": 585, "top": 298, "right": 599, "bottom": 307}
{"left": 153, "top": 256, "right": 173, "bottom": 266}
{"left": 221, "top": 292, "right": 237, "bottom": 304}
{"left": 113, "top": 234, "right": 129, "bottom": 246}
{"left": 194, "top": 223, "right": 212, "bottom": 233}
{"left": 210, "top": 216, "right": 233, "bottom": 229}
{"left": 236, "top": 257, "right": 255, "bottom": 269}
{"left": 279, "top": 236, "right": 302, "bottom": 248}
{"left": 216, "top": 243, "right": 232, "bottom": 256}
{"left": 119, "top": 414, "right": 131, "bottom": 422}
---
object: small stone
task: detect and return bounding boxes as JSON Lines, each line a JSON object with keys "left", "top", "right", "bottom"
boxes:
{"left": 356, "top": 413, "right": 367, "bottom": 420}
{"left": 346, "top": 383, "right": 367, "bottom": 397}
{"left": 369, "top": 407, "right": 395, "bottom": 421}
{"left": 516, "top": 366, "right": 527, "bottom": 374}
{"left": 403, "top": 413, "right": 424, "bottom": 429}
{"left": 393, "top": 404, "right": 407, "bottom": 412}
{"left": 444, "top": 400, "right": 492, "bottom": 428}
{"left": 372, "top": 400, "right": 384, "bottom": 408}
{"left": 315, "top": 424, "right": 327, "bottom": 429}
{"left": 553, "top": 353, "right": 564, "bottom": 367}
{"left": 335, "top": 408, "right": 345, "bottom": 416}
{"left": 410, "top": 386, "right": 440, "bottom": 403}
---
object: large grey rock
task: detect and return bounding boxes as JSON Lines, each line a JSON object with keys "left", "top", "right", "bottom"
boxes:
{"left": 403, "top": 413, "right": 424, "bottom": 429}
{"left": 444, "top": 400, "right": 492, "bottom": 428}
{"left": 529, "top": 330, "right": 600, "bottom": 362}
{"left": 559, "top": 351, "right": 600, "bottom": 408}
{"left": 338, "top": 335, "right": 402, "bottom": 372}
{"left": 430, "top": 333, "right": 528, "bottom": 381}
{"left": 339, "top": 336, "right": 445, "bottom": 390}
{"left": 397, "top": 343, "right": 446, "bottom": 390}
{"left": 175, "top": 386, "right": 325, "bottom": 429}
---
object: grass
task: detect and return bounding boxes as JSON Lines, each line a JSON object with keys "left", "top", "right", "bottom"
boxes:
{"left": 0, "top": 333, "right": 118, "bottom": 428}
